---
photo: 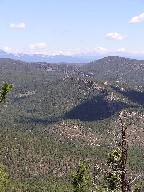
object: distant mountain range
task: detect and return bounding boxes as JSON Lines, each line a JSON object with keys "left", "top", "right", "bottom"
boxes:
{"left": 1, "top": 49, "right": 144, "bottom": 63}
{"left": 0, "top": 49, "right": 100, "bottom": 63}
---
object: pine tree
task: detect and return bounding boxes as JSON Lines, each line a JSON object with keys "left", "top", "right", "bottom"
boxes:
{"left": 71, "top": 161, "right": 91, "bottom": 192}
{"left": 0, "top": 82, "right": 13, "bottom": 190}
{"left": 0, "top": 81, "right": 13, "bottom": 103}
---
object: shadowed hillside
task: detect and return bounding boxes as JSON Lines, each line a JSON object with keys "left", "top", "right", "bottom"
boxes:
{"left": 65, "top": 94, "right": 129, "bottom": 122}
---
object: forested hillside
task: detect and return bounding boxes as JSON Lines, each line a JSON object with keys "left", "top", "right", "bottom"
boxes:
{"left": 0, "top": 57, "right": 143, "bottom": 191}
{"left": 81, "top": 56, "right": 144, "bottom": 86}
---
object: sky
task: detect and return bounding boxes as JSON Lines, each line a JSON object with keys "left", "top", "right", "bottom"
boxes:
{"left": 0, "top": 0, "right": 144, "bottom": 56}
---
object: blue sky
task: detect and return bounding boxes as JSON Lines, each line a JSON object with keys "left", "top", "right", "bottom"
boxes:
{"left": 1, "top": 0, "right": 144, "bottom": 56}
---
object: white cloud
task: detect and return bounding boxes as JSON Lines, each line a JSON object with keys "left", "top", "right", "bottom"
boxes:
{"left": 129, "top": 13, "right": 144, "bottom": 23}
{"left": 3, "top": 46, "right": 12, "bottom": 53}
{"left": 10, "top": 22, "right": 26, "bottom": 29}
{"left": 55, "top": 47, "right": 108, "bottom": 56}
{"left": 3, "top": 47, "right": 22, "bottom": 54}
{"left": 117, "top": 48, "right": 126, "bottom": 52}
{"left": 29, "top": 43, "right": 47, "bottom": 49}
{"left": 106, "top": 33, "right": 127, "bottom": 40}
{"left": 2, "top": 46, "right": 144, "bottom": 58}
{"left": 94, "top": 47, "right": 108, "bottom": 53}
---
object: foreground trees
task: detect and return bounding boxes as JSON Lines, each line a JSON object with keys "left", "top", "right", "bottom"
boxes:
{"left": 105, "top": 148, "right": 122, "bottom": 191}
{"left": 72, "top": 110, "right": 143, "bottom": 192}
{"left": 71, "top": 161, "right": 91, "bottom": 192}
{"left": 0, "top": 81, "right": 13, "bottom": 103}
{"left": 0, "top": 82, "right": 13, "bottom": 191}
{"left": 0, "top": 164, "right": 8, "bottom": 191}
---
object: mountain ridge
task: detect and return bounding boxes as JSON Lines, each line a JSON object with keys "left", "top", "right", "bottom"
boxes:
{"left": 1, "top": 49, "right": 144, "bottom": 63}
